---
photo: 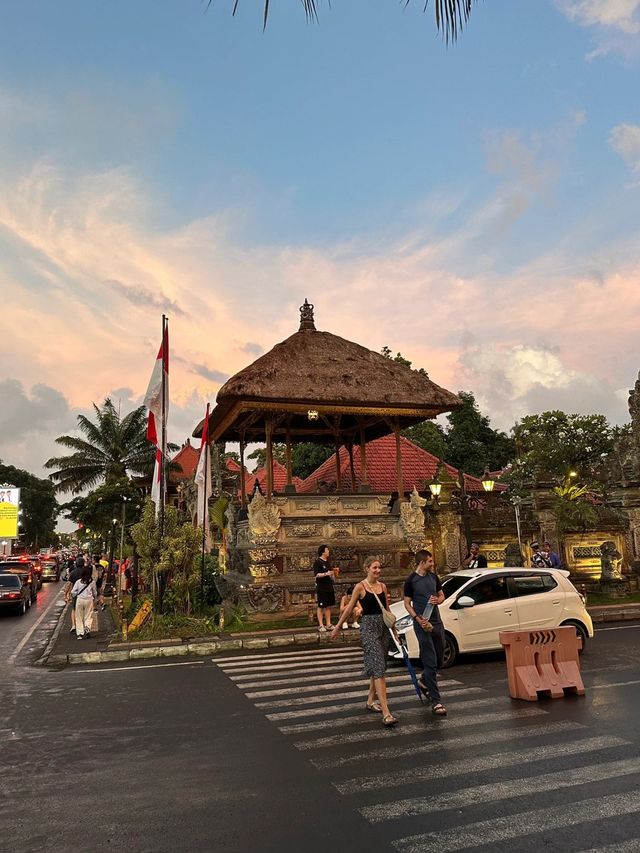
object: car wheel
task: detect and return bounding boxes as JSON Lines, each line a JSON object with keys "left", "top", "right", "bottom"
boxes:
{"left": 561, "top": 620, "right": 588, "bottom": 652}
{"left": 16, "top": 599, "right": 27, "bottom": 616}
{"left": 442, "top": 633, "right": 458, "bottom": 668}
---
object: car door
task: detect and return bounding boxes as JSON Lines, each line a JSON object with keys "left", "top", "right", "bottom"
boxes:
{"left": 453, "top": 575, "right": 518, "bottom": 651}
{"left": 510, "top": 572, "right": 564, "bottom": 630}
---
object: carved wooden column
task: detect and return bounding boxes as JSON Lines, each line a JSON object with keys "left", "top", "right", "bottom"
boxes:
{"left": 265, "top": 417, "right": 274, "bottom": 498}
{"left": 347, "top": 442, "right": 356, "bottom": 492}
{"left": 239, "top": 434, "right": 247, "bottom": 508}
{"left": 334, "top": 440, "right": 342, "bottom": 491}
{"left": 359, "top": 428, "right": 368, "bottom": 488}
{"left": 394, "top": 420, "right": 404, "bottom": 498}
{"left": 285, "top": 425, "right": 293, "bottom": 487}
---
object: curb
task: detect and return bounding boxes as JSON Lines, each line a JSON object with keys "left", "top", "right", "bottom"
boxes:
{"left": 34, "top": 599, "right": 69, "bottom": 667}
{"left": 40, "top": 605, "right": 640, "bottom": 668}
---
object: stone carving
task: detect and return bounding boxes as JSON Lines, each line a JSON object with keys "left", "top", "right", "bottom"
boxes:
{"left": 325, "top": 496, "right": 339, "bottom": 514}
{"left": 357, "top": 522, "right": 388, "bottom": 536}
{"left": 246, "top": 583, "right": 285, "bottom": 612}
{"left": 288, "top": 554, "right": 313, "bottom": 571}
{"left": 298, "top": 501, "right": 322, "bottom": 512}
{"left": 600, "top": 540, "right": 623, "bottom": 581}
{"left": 628, "top": 371, "right": 640, "bottom": 458}
{"left": 400, "top": 490, "right": 426, "bottom": 537}
{"left": 329, "top": 521, "right": 352, "bottom": 538}
{"left": 249, "top": 548, "right": 277, "bottom": 564}
{"left": 290, "top": 523, "right": 322, "bottom": 538}
{"left": 248, "top": 491, "right": 281, "bottom": 543}
{"left": 503, "top": 542, "right": 524, "bottom": 567}
{"left": 249, "top": 564, "right": 279, "bottom": 578}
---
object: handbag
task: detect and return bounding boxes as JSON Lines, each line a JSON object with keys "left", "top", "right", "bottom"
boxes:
{"left": 366, "top": 583, "right": 397, "bottom": 629}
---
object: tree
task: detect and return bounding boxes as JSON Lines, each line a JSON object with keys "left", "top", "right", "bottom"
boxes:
{"left": 512, "top": 412, "right": 615, "bottom": 487}
{"left": 445, "top": 391, "right": 515, "bottom": 477}
{"left": 401, "top": 421, "right": 448, "bottom": 460}
{"left": 61, "top": 480, "right": 143, "bottom": 543}
{"left": 226, "top": 1, "right": 478, "bottom": 42}
{"left": 381, "top": 346, "right": 428, "bottom": 376}
{"left": 0, "top": 463, "right": 58, "bottom": 548}
{"left": 247, "top": 444, "right": 287, "bottom": 471}
{"left": 45, "top": 398, "right": 168, "bottom": 493}
{"left": 291, "top": 443, "right": 333, "bottom": 480}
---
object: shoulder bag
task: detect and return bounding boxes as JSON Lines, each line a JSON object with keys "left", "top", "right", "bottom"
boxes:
{"left": 366, "top": 583, "right": 397, "bottom": 629}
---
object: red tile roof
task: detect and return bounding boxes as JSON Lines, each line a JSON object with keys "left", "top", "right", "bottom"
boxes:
{"left": 244, "top": 460, "right": 304, "bottom": 496}
{"left": 298, "top": 435, "right": 498, "bottom": 494}
{"left": 171, "top": 441, "right": 200, "bottom": 480}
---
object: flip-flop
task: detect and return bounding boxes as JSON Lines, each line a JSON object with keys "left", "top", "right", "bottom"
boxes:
{"left": 432, "top": 703, "right": 447, "bottom": 716}
{"left": 366, "top": 701, "right": 382, "bottom": 713}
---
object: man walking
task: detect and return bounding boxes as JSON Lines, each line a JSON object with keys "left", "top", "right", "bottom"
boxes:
{"left": 403, "top": 549, "right": 447, "bottom": 715}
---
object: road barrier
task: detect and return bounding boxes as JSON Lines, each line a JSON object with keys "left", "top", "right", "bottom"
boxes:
{"left": 499, "top": 626, "right": 585, "bottom": 702}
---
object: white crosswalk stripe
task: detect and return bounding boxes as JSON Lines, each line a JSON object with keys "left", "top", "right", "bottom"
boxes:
{"left": 214, "top": 644, "right": 640, "bottom": 852}
{"left": 392, "top": 791, "right": 640, "bottom": 853}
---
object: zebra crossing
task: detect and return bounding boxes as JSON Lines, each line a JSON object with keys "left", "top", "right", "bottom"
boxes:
{"left": 215, "top": 645, "right": 640, "bottom": 852}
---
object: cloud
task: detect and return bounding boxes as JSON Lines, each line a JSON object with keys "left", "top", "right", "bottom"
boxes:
{"left": 555, "top": 0, "right": 640, "bottom": 60}
{"left": 105, "top": 279, "right": 186, "bottom": 318}
{"left": 0, "top": 380, "right": 70, "bottom": 440}
{"left": 242, "top": 341, "right": 264, "bottom": 356}
{"left": 609, "top": 123, "right": 640, "bottom": 175}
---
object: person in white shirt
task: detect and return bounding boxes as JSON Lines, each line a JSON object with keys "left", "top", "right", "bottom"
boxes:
{"left": 71, "top": 567, "right": 97, "bottom": 640}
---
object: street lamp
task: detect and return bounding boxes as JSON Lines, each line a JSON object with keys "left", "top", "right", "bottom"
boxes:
{"left": 428, "top": 476, "right": 442, "bottom": 499}
{"left": 481, "top": 469, "right": 495, "bottom": 493}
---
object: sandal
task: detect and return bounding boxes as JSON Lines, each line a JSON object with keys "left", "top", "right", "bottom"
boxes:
{"left": 432, "top": 703, "right": 447, "bottom": 716}
{"left": 366, "top": 701, "right": 382, "bottom": 713}
{"left": 382, "top": 714, "right": 398, "bottom": 727}
{"left": 417, "top": 678, "right": 431, "bottom": 701}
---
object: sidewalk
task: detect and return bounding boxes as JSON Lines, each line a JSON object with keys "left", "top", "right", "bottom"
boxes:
{"left": 40, "top": 601, "right": 640, "bottom": 667}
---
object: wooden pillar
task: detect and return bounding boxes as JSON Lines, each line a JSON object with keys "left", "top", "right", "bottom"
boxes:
{"left": 334, "top": 440, "right": 342, "bottom": 491}
{"left": 285, "top": 427, "right": 293, "bottom": 486}
{"left": 239, "top": 435, "right": 247, "bottom": 508}
{"left": 394, "top": 421, "right": 404, "bottom": 498}
{"left": 265, "top": 418, "right": 274, "bottom": 498}
{"left": 347, "top": 443, "right": 356, "bottom": 492}
{"left": 359, "top": 428, "right": 368, "bottom": 485}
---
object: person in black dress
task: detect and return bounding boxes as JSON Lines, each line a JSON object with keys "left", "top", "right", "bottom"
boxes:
{"left": 331, "top": 555, "right": 398, "bottom": 727}
{"left": 313, "top": 544, "right": 337, "bottom": 632}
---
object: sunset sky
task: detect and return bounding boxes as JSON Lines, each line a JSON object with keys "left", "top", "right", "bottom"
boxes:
{"left": 1, "top": 1, "right": 639, "bottom": 481}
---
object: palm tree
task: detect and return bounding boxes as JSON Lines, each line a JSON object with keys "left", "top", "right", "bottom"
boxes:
{"left": 222, "top": 1, "right": 478, "bottom": 42}
{"left": 45, "top": 398, "right": 158, "bottom": 493}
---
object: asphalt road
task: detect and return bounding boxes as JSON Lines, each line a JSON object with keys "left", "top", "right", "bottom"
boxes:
{"left": 1, "top": 619, "right": 639, "bottom": 853}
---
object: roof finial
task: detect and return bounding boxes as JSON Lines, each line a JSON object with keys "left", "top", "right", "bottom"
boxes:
{"left": 299, "top": 298, "right": 316, "bottom": 331}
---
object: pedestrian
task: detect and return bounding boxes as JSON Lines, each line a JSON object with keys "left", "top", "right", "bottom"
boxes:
{"left": 71, "top": 566, "right": 98, "bottom": 640}
{"left": 65, "top": 559, "right": 85, "bottom": 635}
{"left": 543, "top": 541, "right": 562, "bottom": 568}
{"left": 463, "top": 542, "right": 488, "bottom": 569}
{"left": 403, "top": 549, "right": 447, "bottom": 716}
{"left": 530, "top": 541, "right": 552, "bottom": 569}
{"left": 313, "top": 544, "right": 337, "bottom": 632}
{"left": 331, "top": 556, "right": 398, "bottom": 727}
{"left": 339, "top": 585, "right": 362, "bottom": 629}
{"left": 92, "top": 555, "right": 106, "bottom": 611}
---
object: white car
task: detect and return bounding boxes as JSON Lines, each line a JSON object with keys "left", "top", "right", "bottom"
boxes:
{"left": 390, "top": 568, "right": 593, "bottom": 668}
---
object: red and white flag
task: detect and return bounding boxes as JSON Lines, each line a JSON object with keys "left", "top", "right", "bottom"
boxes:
{"left": 194, "top": 404, "right": 212, "bottom": 550}
{"left": 150, "top": 447, "right": 162, "bottom": 513}
{"left": 143, "top": 324, "right": 169, "bottom": 449}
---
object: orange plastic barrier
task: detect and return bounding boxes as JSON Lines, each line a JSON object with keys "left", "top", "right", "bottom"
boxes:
{"left": 499, "top": 626, "right": 585, "bottom": 702}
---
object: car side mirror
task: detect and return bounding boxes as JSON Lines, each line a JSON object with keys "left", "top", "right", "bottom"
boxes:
{"left": 457, "top": 595, "right": 475, "bottom": 608}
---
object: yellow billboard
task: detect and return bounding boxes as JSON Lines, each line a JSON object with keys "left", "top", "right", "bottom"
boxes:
{"left": 0, "top": 487, "right": 20, "bottom": 538}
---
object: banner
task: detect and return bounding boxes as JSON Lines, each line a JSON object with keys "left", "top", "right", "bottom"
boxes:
{"left": 0, "top": 487, "right": 20, "bottom": 538}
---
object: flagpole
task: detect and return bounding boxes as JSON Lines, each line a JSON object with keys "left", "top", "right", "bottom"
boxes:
{"left": 200, "top": 432, "right": 208, "bottom": 608}
{"left": 160, "top": 314, "right": 167, "bottom": 540}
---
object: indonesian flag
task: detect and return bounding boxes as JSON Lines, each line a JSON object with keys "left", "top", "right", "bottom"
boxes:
{"left": 143, "top": 324, "right": 169, "bottom": 448}
{"left": 195, "top": 403, "right": 212, "bottom": 550}
{"left": 150, "top": 447, "right": 162, "bottom": 514}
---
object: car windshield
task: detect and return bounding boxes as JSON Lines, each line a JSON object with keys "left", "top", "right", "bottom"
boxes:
{"left": 441, "top": 575, "right": 475, "bottom": 600}
{"left": 0, "top": 575, "right": 20, "bottom": 588}
{"left": 0, "top": 562, "right": 29, "bottom": 571}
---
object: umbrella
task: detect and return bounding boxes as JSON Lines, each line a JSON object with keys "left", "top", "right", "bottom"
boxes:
{"left": 390, "top": 631, "right": 424, "bottom": 704}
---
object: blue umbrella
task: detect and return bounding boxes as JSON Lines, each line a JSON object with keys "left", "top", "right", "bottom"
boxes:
{"left": 391, "top": 631, "right": 424, "bottom": 704}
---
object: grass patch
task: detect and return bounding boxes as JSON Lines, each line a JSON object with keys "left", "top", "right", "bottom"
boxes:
{"left": 131, "top": 612, "right": 220, "bottom": 641}
{"left": 229, "top": 617, "right": 313, "bottom": 634}
{"left": 587, "top": 590, "right": 640, "bottom": 606}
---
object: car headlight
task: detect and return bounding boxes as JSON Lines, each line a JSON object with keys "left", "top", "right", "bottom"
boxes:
{"left": 395, "top": 615, "right": 413, "bottom": 632}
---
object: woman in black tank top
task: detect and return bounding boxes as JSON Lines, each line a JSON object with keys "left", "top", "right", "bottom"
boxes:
{"left": 331, "top": 556, "right": 398, "bottom": 727}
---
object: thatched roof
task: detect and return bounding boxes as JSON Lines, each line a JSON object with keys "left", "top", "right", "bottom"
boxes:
{"left": 194, "top": 301, "right": 460, "bottom": 443}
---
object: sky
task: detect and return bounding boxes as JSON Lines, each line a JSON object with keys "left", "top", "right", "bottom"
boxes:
{"left": 0, "top": 0, "right": 639, "bottom": 484}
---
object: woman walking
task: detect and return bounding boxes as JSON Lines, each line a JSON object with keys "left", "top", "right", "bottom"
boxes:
{"left": 331, "top": 556, "right": 398, "bottom": 727}
{"left": 71, "top": 566, "right": 98, "bottom": 640}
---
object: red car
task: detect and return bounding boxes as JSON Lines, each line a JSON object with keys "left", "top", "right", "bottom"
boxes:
{"left": 26, "top": 555, "right": 44, "bottom": 589}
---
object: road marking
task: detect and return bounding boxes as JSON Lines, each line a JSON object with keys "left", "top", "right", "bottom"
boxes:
{"left": 362, "top": 756, "right": 640, "bottom": 822}
{"left": 229, "top": 662, "right": 368, "bottom": 681}
{"left": 268, "top": 687, "right": 484, "bottom": 723}
{"left": 71, "top": 661, "right": 205, "bottom": 673}
{"left": 231, "top": 666, "right": 382, "bottom": 686}
{"left": 393, "top": 790, "right": 640, "bottom": 853}
{"left": 218, "top": 651, "right": 364, "bottom": 672}
{"left": 244, "top": 672, "right": 459, "bottom": 698}
{"left": 312, "top": 720, "right": 583, "bottom": 770}
{"left": 214, "top": 646, "right": 362, "bottom": 664}
{"left": 293, "top": 708, "right": 547, "bottom": 750}
{"left": 8, "top": 588, "right": 65, "bottom": 664}
{"left": 277, "top": 694, "right": 498, "bottom": 733}
{"left": 580, "top": 842, "right": 640, "bottom": 853}
{"left": 334, "top": 734, "right": 629, "bottom": 794}
{"left": 254, "top": 681, "right": 461, "bottom": 708}
{"left": 596, "top": 624, "right": 640, "bottom": 631}
{"left": 592, "top": 679, "right": 640, "bottom": 689}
